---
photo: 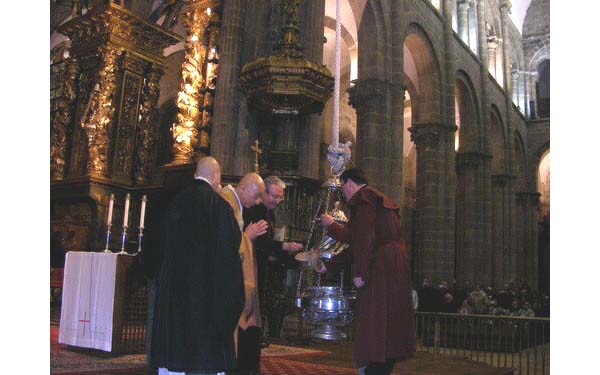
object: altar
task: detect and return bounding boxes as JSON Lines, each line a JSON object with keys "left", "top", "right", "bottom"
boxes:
{"left": 58, "top": 251, "right": 147, "bottom": 353}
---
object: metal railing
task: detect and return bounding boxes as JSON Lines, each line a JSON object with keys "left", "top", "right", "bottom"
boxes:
{"left": 416, "top": 312, "right": 550, "bottom": 375}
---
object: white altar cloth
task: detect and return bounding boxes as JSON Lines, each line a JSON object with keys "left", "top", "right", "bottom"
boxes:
{"left": 58, "top": 251, "right": 118, "bottom": 351}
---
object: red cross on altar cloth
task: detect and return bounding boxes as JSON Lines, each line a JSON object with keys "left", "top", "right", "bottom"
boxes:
{"left": 58, "top": 252, "right": 118, "bottom": 351}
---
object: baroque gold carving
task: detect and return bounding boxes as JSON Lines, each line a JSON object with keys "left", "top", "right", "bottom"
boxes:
{"left": 134, "top": 65, "right": 164, "bottom": 184}
{"left": 113, "top": 71, "right": 143, "bottom": 178}
{"left": 51, "top": 57, "right": 79, "bottom": 180}
{"left": 169, "top": 2, "right": 213, "bottom": 165}
{"left": 82, "top": 43, "right": 122, "bottom": 177}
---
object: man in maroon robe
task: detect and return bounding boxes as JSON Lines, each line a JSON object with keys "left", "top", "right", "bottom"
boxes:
{"left": 321, "top": 168, "right": 415, "bottom": 375}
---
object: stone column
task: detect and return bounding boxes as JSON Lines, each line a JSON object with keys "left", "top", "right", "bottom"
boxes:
{"left": 517, "top": 192, "right": 540, "bottom": 289}
{"left": 456, "top": 152, "right": 491, "bottom": 285}
{"left": 409, "top": 122, "right": 456, "bottom": 285}
{"left": 521, "top": 70, "right": 529, "bottom": 116}
{"left": 528, "top": 192, "right": 540, "bottom": 290}
{"left": 528, "top": 71, "right": 538, "bottom": 119}
{"left": 50, "top": 56, "right": 79, "bottom": 180}
{"left": 439, "top": 0, "right": 458, "bottom": 285}
{"left": 500, "top": 1, "right": 517, "bottom": 284}
{"left": 487, "top": 40, "right": 497, "bottom": 77}
{"left": 477, "top": 0, "right": 493, "bottom": 283}
{"left": 298, "top": 0, "right": 325, "bottom": 179}
{"left": 211, "top": 0, "right": 246, "bottom": 174}
{"left": 134, "top": 64, "right": 165, "bottom": 184}
{"left": 348, "top": 78, "right": 387, "bottom": 188}
{"left": 491, "top": 175, "right": 509, "bottom": 288}
{"left": 500, "top": 1, "right": 513, "bottom": 97}
{"left": 457, "top": 0, "right": 470, "bottom": 43}
{"left": 389, "top": 1, "right": 406, "bottom": 204}
{"left": 511, "top": 70, "right": 519, "bottom": 107}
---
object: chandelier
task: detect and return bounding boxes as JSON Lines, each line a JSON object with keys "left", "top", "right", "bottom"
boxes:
{"left": 239, "top": 0, "right": 334, "bottom": 116}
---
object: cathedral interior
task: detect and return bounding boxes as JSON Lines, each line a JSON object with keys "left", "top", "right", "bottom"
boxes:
{"left": 38, "top": 0, "right": 561, "bottom": 373}
{"left": 50, "top": 0, "right": 550, "bottom": 293}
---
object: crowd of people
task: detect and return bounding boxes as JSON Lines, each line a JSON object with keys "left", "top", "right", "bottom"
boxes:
{"left": 415, "top": 280, "right": 550, "bottom": 318}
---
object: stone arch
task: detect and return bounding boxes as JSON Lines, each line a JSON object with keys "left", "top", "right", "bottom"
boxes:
{"left": 455, "top": 70, "right": 481, "bottom": 153}
{"left": 357, "top": 0, "right": 388, "bottom": 80}
{"left": 403, "top": 22, "right": 443, "bottom": 124}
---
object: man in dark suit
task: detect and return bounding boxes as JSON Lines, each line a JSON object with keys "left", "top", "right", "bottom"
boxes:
{"left": 243, "top": 176, "right": 303, "bottom": 342}
{"left": 150, "top": 156, "right": 244, "bottom": 375}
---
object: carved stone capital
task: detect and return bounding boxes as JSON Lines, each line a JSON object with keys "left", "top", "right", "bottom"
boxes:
{"left": 347, "top": 78, "right": 387, "bottom": 113}
{"left": 408, "top": 122, "right": 451, "bottom": 148}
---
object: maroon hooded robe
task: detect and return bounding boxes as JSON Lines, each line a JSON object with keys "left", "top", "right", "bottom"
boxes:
{"left": 327, "top": 185, "right": 415, "bottom": 367}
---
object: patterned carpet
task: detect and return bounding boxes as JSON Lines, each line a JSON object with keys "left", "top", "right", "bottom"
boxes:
{"left": 51, "top": 325, "right": 353, "bottom": 375}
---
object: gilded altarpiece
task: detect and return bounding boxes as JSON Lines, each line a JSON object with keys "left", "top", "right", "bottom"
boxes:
{"left": 51, "top": 3, "right": 181, "bottom": 250}
{"left": 111, "top": 53, "right": 144, "bottom": 183}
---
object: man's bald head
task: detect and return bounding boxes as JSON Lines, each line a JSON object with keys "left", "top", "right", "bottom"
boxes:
{"left": 194, "top": 156, "right": 221, "bottom": 190}
{"left": 235, "top": 173, "right": 265, "bottom": 208}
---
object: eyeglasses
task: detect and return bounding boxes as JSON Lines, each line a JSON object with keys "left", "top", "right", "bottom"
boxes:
{"left": 266, "top": 191, "right": 285, "bottom": 201}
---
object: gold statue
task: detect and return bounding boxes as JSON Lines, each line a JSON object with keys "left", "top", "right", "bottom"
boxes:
{"left": 250, "top": 139, "right": 262, "bottom": 173}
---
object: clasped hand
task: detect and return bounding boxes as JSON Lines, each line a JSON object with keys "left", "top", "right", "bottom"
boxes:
{"left": 245, "top": 220, "right": 268, "bottom": 240}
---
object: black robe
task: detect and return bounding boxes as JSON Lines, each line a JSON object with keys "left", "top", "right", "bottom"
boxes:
{"left": 150, "top": 180, "right": 244, "bottom": 373}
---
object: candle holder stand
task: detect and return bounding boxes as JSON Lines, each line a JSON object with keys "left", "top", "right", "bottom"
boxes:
{"left": 136, "top": 227, "right": 144, "bottom": 255}
{"left": 119, "top": 225, "right": 128, "bottom": 255}
{"left": 103, "top": 223, "right": 113, "bottom": 253}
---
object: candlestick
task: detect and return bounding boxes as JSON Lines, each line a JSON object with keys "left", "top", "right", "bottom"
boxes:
{"left": 107, "top": 194, "right": 114, "bottom": 225}
{"left": 139, "top": 195, "right": 147, "bottom": 229}
{"left": 123, "top": 193, "right": 130, "bottom": 227}
{"left": 119, "top": 224, "right": 128, "bottom": 255}
{"left": 136, "top": 226, "right": 144, "bottom": 255}
{"left": 103, "top": 223, "right": 112, "bottom": 253}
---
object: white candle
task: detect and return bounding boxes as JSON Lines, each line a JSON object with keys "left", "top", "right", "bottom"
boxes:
{"left": 107, "top": 194, "right": 115, "bottom": 225}
{"left": 139, "top": 195, "right": 147, "bottom": 229}
{"left": 123, "top": 193, "right": 131, "bottom": 227}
